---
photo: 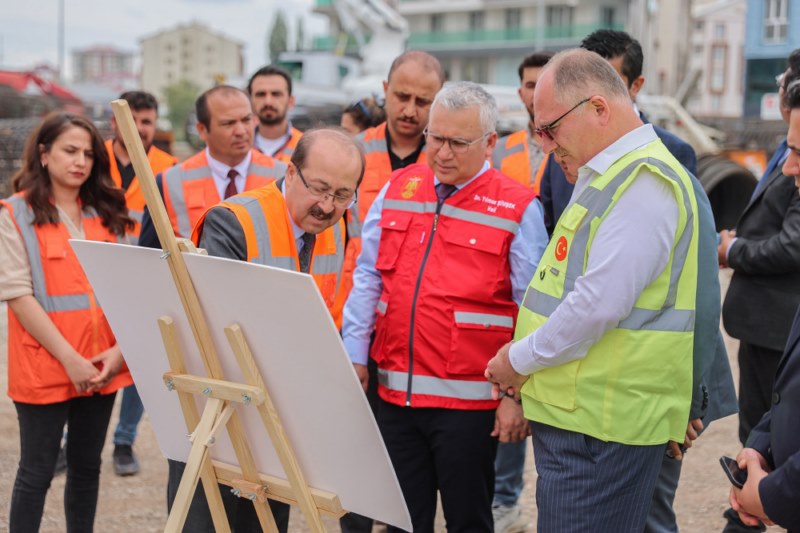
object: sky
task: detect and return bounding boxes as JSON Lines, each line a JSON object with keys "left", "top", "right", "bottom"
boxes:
{"left": 0, "top": 0, "right": 328, "bottom": 80}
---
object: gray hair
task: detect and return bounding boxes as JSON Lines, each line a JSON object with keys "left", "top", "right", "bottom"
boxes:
{"left": 431, "top": 81, "right": 497, "bottom": 134}
{"left": 545, "top": 48, "right": 631, "bottom": 106}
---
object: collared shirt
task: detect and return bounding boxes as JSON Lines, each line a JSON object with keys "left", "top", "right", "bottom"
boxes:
{"left": 509, "top": 124, "right": 680, "bottom": 375}
{"left": 206, "top": 147, "right": 251, "bottom": 200}
{"left": 254, "top": 122, "right": 292, "bottom": 157}
{"left": 385, "top": 127, "right": 425, "bottom": 171}
{"left": 342, "top": 160, "right": 549, "bottom": 365}
{"left": 279, "top": 179, "right": 309, "bottom": 253}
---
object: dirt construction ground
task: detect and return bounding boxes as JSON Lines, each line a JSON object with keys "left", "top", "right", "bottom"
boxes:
{"left": 0, "top": 272, "right": 786, "bottom": 532}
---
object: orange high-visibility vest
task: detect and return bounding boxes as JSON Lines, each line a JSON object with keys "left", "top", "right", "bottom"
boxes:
{"left": 256, "top": 126, "right": 303, "bottom": 164}
{"left": 191, "top": 181, "right": 346, "bottom": 327}
{"left": 2, "top": 194, "right": 133, "bottom": 404}
{"left": 105, "top": 139, "right": 177, "bottom": 240}
{"left": 491, "top": 129, "right": 546, "bottom": 195}
{"left": 162, "top": 149, "right": 286, "bottom": 238}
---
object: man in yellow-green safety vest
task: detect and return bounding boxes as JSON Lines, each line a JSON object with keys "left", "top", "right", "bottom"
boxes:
{"left": 486, "top": 49, "right": 700, "bottom": 533}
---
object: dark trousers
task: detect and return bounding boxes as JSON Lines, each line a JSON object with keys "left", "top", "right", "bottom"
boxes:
{"left": 166, "top": 458, "right": 290, "bottom": 532}
{"left": 532, "top": 421, "right": 665, "bottom": 533}
{"left": 10, "top": 393, "right": 117, "bottom": 533}
{"left": 737, "top": 341, "right": 782, "bottom": 445}
{"left": 379, "top": 399, "right": 497, "bottom": 533}
{"left": 644, "top": 453, "right": 683, "bottom": 533}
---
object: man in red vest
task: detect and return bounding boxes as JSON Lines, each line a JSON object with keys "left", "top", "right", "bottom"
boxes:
{"left": 343, "top": 81, "right": 548, "bottom": 532}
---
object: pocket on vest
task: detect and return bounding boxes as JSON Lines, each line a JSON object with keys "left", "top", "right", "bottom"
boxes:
{"left": 522, "top": 359, "right": 580, "bottom": 412}
{"left": 448, "top": 308, "right": 514, "bottom": 375}
{"left": 375, "top": 212, "right": 412, "bottom": 271}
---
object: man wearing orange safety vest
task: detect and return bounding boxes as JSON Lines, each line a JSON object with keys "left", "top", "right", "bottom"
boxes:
{"left": 343, "top": 82, "right": 548, "bottom": 533}
{"left": 106, "top": 91, "right": 177, "bottom": 242}
{"left": 138, "top": 85, "right": 287, "bottom": 248}
{"left": 247, "top": 65, "right": 302, "bottom": 163}
{"left": 489, "top": 50, "right": 552, "bottom": 533}
{"left": 192, "top": 129, "right": 364, "bottom": 330}
{"left": 491, "top": 52, "right": 552, "bottom": 198}
{"left": 106, "top": 90, "right": 177, "bottom": 478}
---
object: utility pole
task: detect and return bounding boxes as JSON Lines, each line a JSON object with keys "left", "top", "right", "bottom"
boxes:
{"left": 58, "top": 0, "right": 65, "bottom": 82}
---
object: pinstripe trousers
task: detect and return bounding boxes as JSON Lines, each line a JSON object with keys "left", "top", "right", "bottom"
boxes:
{"left": 531, "top": 421, "right": 666, "bottom": 533}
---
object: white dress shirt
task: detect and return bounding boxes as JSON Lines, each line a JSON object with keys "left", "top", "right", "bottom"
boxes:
{"left": 509, "top": 124, "right": 680, "bottom": 375}
{"left": 205, "top": 147, "right": 251, "bottom": 200}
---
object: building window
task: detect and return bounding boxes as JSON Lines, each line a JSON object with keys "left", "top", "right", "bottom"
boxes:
{"left": 547, "top": 6, "right": 574, "bottom": 29}
{"left": 469, "top": 11, "right": 484, "bottom": 31}
{"left": 695, "top": 20, "right": 704, "bottom": 31}
{"left": 709, "top": 44, "right": 727, "bottom": 94}
{"left": 505, "top": 8, "right": 521, "bottom": 29}
{"left": 711, "top": 95, "right": 721, "bottom": 111}
{"left": 601, "top": 7, "right": 615, "bottom": 26}
{"left": 763, "top": 0, "right": 788, "bottom": 42}
{"left": 431, "top": 13, "right": 444, "bottom": 33}
{"left": 462, "top": 57, "right": 489, "bottom": 84}
{"left": 714, "top": 23, "right": 726, "bottom": 39}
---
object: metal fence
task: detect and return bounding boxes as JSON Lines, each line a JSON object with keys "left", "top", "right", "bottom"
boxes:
{"left": 0, "top": 117, "right": 41, "bottom": 196}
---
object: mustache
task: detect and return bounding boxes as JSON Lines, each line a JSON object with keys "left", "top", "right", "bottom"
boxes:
{"left": 309, "top": 205, "right": 334, "bottom": 221}
{"left": 259, "top": 105, "right": 279, "bottom": 114}
{"left": 398, "top": 116, "right": 418, "bottom": 124}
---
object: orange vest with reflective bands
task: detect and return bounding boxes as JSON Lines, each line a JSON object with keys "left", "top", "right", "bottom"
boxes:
{"left": 338, "top": 123, "right": 428, "bottom": 315}
{"left": 191, "top": 182, "right": 346, "bottom": 327}
{"left": 262, "top": 126, "right": 303, "bottom": 164}
{"left": 371, "top": 164, "right": 535, "bottom": 410}
{"left": 162, "top": 149, "right": 286, "bottom": 238}
{"left": 2, "top": 194, "right": 133, "bottom": 404}
{"left": 491, "top": 129, "right": 546, "bottom": 195}
{"left": 105, "top": 139, "right": 177, "bottom": 241}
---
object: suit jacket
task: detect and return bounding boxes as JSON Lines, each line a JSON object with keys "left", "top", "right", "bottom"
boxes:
{"left": 747, "top": 307, "right": 800, "bottom": 531}
{"left": 722, "top": 160, "right": 800, "bottom": 352}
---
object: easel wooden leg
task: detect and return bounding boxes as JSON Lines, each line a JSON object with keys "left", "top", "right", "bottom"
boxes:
{"left": 226, "top": 324, "right": 328, "bottom": 533}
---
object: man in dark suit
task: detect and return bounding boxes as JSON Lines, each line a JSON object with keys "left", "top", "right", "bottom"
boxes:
{"left": 728, "top": 76, "right": 800, "bottom": 533}
{"left": 720, "top": 53, "right": 800, "bottom": 533}
{"left": 536, "top": 29, "right": 736, "bottom": 533}
{"left": 539, "top": 30, "right": 697, "bottom": 236}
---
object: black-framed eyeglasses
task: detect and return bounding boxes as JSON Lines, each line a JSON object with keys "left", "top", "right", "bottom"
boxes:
{"left": 423, "top": 128, "right": 491, "bottom": 154}
{"left": 534, "top": 97, "right": 591, "bottom": 141}
{"left": 295, "top": 165, "right": 357, "bottom": 209}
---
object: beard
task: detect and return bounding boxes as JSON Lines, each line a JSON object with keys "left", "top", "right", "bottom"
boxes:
{"left": 258, "top": 107, "right": 287, "bottom": 127}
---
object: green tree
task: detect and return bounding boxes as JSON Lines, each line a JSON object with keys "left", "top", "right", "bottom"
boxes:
{"left": 268, "top": 10, "right": 289, "bottom": 62}
{"left": 295, "top": 15, "right": 305, "bottom": 51}
{"left": 163, "top": 80, "right": 200, "bottom": 142}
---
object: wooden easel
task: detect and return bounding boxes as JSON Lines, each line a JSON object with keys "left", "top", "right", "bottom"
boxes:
{"left": 111, "top": 100, "right": 343, "bottom": 532}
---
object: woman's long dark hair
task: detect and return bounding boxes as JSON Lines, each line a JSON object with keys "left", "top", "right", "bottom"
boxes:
{"left": 11, "top": 112, "right": 134, "bottom": 236}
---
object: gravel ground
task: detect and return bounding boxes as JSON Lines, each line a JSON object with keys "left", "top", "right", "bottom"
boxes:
{"left": 0, "top": 272, "right": 786, "bottom": 531}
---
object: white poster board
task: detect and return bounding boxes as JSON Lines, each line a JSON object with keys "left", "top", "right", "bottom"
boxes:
{"left": 72, "top": 240, "right": 411, "bottom": 531}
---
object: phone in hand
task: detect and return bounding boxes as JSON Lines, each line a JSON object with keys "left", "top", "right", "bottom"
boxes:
{"left": 720, "top": 455, "right": 748, "bottom": 489}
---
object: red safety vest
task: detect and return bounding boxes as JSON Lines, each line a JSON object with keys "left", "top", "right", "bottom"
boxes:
{"left": 491, "top": 129, "right": 546, "bottom": 195}
{"left": 371, "top": 164, "right": 535, "bottom": 410}
{"left": 105, "top": 139, "right": 177, "bottom": 240}
{"left": 191, "top": 182, "right": 346, "bottom": 327}
{"left": 162, "top": 149, "right": 286, "bottom": 238}
{"left": 2, "top": 194, "right": 132, "bottom": 404}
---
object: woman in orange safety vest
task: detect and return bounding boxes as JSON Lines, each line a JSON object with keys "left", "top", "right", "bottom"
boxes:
{"left": 0, "top": 112, "right": 134, "bottom": 532}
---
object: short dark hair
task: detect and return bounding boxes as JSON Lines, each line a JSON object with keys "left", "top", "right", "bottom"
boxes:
{"left": 387, "top": 51, "right": 446, "bottom": 86}
{"left": 195, "top": 85, "right": 248, "bottom": 130}
{"left": 786, "top": 78, "right": 800, "bottom": 110}
{"left": 291, "top": 128, "right": 366, "bottom": 188}
{"left": 517, "top": 52, "right": 553, "bottom": 81}
{"left": 580, "top": 29, "right": 643, "bottom": 87}
{"left": 119, "top": 91, "right": 159, "bottom": 114}
{"left": 247, "top": 65, "right": 293, "bottom": 96}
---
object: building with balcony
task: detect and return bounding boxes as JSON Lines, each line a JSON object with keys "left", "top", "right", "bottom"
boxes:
{"left": 743, "top": 0, "right": 799, "bottom": 117}
{"left": 140, "top": 22, "right": 244, "bottom": 103}
{"left": 72, "top": 45, "right": 135, "bottom": 85}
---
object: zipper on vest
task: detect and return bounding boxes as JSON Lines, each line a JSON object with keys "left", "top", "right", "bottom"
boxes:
{"left": 406, "top": 197, "right": 446, "bottom": 406}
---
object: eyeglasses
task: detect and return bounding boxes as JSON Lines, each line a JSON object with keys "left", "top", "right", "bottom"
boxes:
{"left": 295, "top": 165, "right": 357, "bottom": 209}
{"left": 424, "top": 129, "right": 491, "bottom": 154}
{"left": 534, "top": 97, "right": 591, "bottom": 141}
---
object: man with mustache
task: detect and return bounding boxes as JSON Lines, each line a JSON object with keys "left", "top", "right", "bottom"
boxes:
{"left": 247, "top": 65, "right": 302, "bottom": 163}
{"left": 105, "top": 90, "right": 177, "bottom": 478}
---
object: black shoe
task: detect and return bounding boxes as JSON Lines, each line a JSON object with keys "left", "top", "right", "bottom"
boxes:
{"left": 722, "top": 507, "right": 766, "bottom": 532}
{"left": 113, "top": 444, "right": 140, "bottom": 476}
{"left": 53, "top": 445, "right": 67, "bottom": 476}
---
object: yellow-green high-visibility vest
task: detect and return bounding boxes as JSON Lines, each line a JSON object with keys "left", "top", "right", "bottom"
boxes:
{"left": 514, "top": 139, "right": 699, "bottom": 445}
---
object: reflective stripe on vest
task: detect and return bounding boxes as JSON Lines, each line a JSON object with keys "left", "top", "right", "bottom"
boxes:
{"left": 454, "top": 311, "right": 514, "bottom": 329}
{"left": 347, "top": 203, "right": 363, "bottom": 239}
{"left": 521, "top": 157, "right": 695, "bottom": 331}
{"left": 165, "top": 160, "right": 282, "bottom": 237}
{"left": 378, "top": 369, "right": 494, "bottom": 401}
{"left": 382, "top": 199, "right": 521, "bottom": 233}
{"left": 6, "top": 195, "right": 102, "bottom": 313}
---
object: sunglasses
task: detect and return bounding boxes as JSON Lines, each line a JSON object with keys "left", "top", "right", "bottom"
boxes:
{"left": 534, "top": 97, "right": 591, "bottom": 141}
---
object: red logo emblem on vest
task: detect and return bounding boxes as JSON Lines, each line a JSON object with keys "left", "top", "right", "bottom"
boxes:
{"left": 401, "top": 176, "right": 423, "bottom": 199}
{"left": 555, "top": 236, "right": 568, "bottom": 261}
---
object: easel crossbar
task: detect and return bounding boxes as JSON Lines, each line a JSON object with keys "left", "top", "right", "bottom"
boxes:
{"left": 164, "top": 373, "right": 266, "bottom": 405}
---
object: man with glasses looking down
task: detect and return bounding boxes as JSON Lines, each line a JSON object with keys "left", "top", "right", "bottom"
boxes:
{"left": 342, "top": 81, "right": 548, "bottom": 532}
{"left": 486, "top": 48, "right": 700, "bottom": 532}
